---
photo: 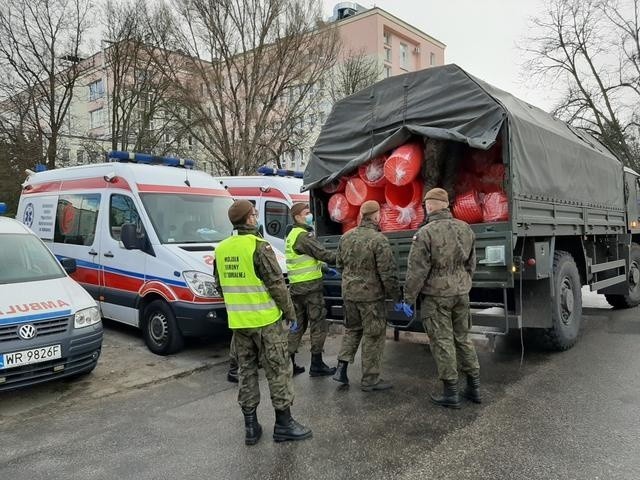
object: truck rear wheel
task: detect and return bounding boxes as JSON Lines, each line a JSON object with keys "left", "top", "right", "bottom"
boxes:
{"left": 142, "top": 300, "right": 184, "bottom": 355}
{"left": 605, "top": 244, "right": 640, "bottom": 309}
{"left": 538, "top": 251, "right": 582, "bottom": 351}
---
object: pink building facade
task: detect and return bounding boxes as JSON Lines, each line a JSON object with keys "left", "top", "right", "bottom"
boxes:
{"left": 336, "top": 6, "right": 446, "bottom": 79}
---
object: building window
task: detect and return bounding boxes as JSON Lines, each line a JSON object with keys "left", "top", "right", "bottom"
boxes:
{"left": 430, "top": 52, "right": 436, "bottom": 66}
{"left": 88, "top": 79, "right": 104, "bottom": 101}
{"left": 400, "top": 43, "right": 408, "bottom": 69}
{"left": 384, "top": 66, "right": 391, "bottom": 78}
{"left": 265, "top": 201, "right": 289, "bottom": 239}
{"left": 89, "top": 108, "right": 104, "bottom": 129}
{"left": 110, "top": 194, "right": 142, "bottom": 242}
{"left": 385, "top": 47, "right": 391, "bottom": 62}
{"left": 383, "top": 31, "right": 391, "bottom": 46}
{"left": 54, "top": 194, "right": 101, "bottom": 246}
{"left": 76, "top": 149, "right": 85, "bottom": 164}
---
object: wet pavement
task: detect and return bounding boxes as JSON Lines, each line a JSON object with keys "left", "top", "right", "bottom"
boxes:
{"left": 1, "top": 299, "right": 639, "bottom": 480}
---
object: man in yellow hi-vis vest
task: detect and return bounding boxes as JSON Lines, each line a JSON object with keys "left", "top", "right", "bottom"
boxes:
{"left": 214, "top": 200, "right": 312, "bottom": 445}
{"left": 285, "top": 202, "right": 337, "bottom": 376}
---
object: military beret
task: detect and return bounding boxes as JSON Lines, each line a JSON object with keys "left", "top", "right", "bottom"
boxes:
{"left": 290, "top": 202, "right": 309, "bottom": 219}
{"left": 424, "top": 187, "right": 449, "bottom": 204}
{"left": 228, "top": 199, "right": 254, "bottom": 225}
{"left": 360, "top": 200, "right": 380, "bottom": 216}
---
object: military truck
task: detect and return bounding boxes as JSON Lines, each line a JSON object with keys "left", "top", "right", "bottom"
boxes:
{"left": 304, "top": 64, "right": 640, "bottom": 350}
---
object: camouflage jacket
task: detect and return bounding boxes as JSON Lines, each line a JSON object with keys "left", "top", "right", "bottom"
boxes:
{"left": 288, "top": 223, "right": 337, "bottom": 296}
{"left": 404, "top": 209, "right": 476, "bottom": 303}
{"left": 213, "top": 225, "right": 296, "bottom": 322}
{"left": 336, "top": 219, "right": 401, "bottom": 303}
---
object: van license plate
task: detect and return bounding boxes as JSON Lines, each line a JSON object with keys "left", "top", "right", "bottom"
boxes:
{"left": 0, "top": 345, "right": 62, "bottom": 370}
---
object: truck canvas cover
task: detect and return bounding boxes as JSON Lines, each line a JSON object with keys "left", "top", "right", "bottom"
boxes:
{"left": 305, "top": 64, "right": 624, "bottom": 210}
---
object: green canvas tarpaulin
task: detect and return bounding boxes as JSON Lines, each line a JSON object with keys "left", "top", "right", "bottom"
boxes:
{"left": 305, "top": 64, "right": 623, "bottom": 210}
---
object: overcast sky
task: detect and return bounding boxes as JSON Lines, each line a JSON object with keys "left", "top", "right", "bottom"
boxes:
{"left": 322, "top": 0, "right": 555, "bottom": 111}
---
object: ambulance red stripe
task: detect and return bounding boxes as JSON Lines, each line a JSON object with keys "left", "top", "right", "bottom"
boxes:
{"left": 136, "top": 184, "right": 228, "bottom": 196}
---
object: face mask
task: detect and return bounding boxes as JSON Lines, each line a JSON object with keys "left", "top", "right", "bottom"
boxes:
{"left": 305, "top": 213, "right": 313, "bottom": 226}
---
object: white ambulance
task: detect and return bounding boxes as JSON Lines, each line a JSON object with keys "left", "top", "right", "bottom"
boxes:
{"left": 17, "top": 152, "right": 234, "bottom": 355}
{"left": 0, "top": 213, "right": 102, "bottom": 391}
{"left": 214, "top": 167, "right": 309, "bottom": 254}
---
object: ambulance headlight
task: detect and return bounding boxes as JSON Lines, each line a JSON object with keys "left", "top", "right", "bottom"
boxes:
{"left": 74, "top": 307, "right": 101, "bottom": 328}
{"left": 183, "top": 271, "right": 219, "bottom": 297}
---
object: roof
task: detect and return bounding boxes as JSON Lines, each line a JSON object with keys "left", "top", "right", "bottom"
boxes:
{"left": 306, "top": 64, "right": 623, "bottom": 209}
{"left": 335, "top": 7, "right": 446, "bottom": 49}
{"left": 0, "top": 216, "right": 32, "bottom": 235}
{"left": 23, "top": 163, "right": 231, "bottom": 196}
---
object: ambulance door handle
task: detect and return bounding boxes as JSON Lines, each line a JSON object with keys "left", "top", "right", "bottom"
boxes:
{"left": 104, "top": 251, "right": 115, "bottom": 258}
{"left": 88, "top": 249, "right": 98, "bottom": 256}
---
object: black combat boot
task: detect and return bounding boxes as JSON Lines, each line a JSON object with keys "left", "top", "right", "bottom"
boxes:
{"left": 273, "top": 407, "right": 313, "bottom": 442}
{"left": 290, "top": 354, "right": 305, "bottom": 375}
{"left": 430, "top": 380, "right": 461, "bottom": 409}
{"left": 309, "top": 353, "right": 337, "bottom": 377}
{"left": 242, "top": 407, "right": 262, "bottom": 445}
{"left": 332, "top": 360, "right": 349, "bottom": 385}
{"left": 462, "top": 373, "right": 482, "bottom": 404}
{"left": 227, "top": 363, "right": 239, "bottom": 383}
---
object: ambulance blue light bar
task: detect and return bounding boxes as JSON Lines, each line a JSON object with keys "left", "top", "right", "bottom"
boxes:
{"left": 257, "top": 166, "right": 303, "bottom": 179}
{"left": 0, "top": 203, "right": 7, "bottom": 215}
{"left": 107, "top": 151, "right": 195, "bottom": 169}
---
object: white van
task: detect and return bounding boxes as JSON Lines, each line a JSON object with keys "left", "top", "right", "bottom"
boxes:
{"left": 17, "top": 153, "right": 234, "bottom": 355}
{"left": 214, "top": 168, "right": 309, "bottom": 254}
{"left": 0, "top": 215, "right": 102, "bottom": 391}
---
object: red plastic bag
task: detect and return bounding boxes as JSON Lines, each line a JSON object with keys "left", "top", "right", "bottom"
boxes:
{"left": 384, "top": 141, "right": 423, "bottom": 186}
{"left": 476, "top": 163, "right": 505, "bottom": 193}
{"left": 482, "top": 191, "right": 509, "bottom": 222}
{"left": 380, "top": 202, "right": 424, "bottom": 232}
{"left": 322, "top": 177, "right": 347, "bottom": 194}
{"left": 345, "top": 177, "right": 385, "bottom": 206}
{"left": 358, "top": 155, "right": 388, "bottom": 188}
{"left": 328, "top": 193, "right": 358, "bottom": 223}
{"left": 452, "top": 190, "right": 483, "bottom": 224}
{"left": 385, "top": 179, "right": 423, "bottom": 208}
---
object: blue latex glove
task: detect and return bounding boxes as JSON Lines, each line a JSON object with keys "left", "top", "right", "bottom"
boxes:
{"left": 289, "top": 320, "right": 300, "bottom": 333}
{"left": 402, "top": 303, "right": 414, "bottom": 318}
{"left": 325, "top": 268, "right": 339, "bottom": 277}
{"left": 393, "top": 302, "right": 405, "bottom": 312}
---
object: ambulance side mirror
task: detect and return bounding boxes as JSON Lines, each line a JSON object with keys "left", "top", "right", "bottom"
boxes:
{"left": 258, "top": 224, "right": 264, "bottom": 237}
{"left": 121, "top": 223, "right": 140, "bottom": 250}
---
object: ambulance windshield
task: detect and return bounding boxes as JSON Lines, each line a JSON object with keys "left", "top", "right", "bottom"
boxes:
{"left": 140, "top": 194, "right": 234, "bottom": 244}
{"left": 0, "top": 234, "right": 65, "bottom": 284}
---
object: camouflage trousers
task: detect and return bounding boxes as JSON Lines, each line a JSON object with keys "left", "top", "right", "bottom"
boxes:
{"left": 337, "top": 300, "right": 387, "bottom": 387}
{"left": 421, "top": 294, "right": 480, "bottom": 382}
{"left": 229, "top": 333, "right": 238, "bottom": 369}
{"left": 233, "top": 319, "right": 294, "bottom": 411}
{"left": 288, "top": 290, "right": 329, "bottom": 355}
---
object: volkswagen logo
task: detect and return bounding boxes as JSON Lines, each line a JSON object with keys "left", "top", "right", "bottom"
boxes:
{"left": 18, "top": 324, "right": 37, "bottom": 340}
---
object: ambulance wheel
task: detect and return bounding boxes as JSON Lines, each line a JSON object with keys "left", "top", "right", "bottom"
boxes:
{"left": 143, "top": 300, "right": 184, "bottom": 355}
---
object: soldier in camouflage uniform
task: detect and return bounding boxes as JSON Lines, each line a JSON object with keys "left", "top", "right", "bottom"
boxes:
{"left": 404, "top": 188, "right": 481, "bottom": 409}
{"left": 332, "top": 200, "right": 401, "bottom": 391}
{"left": 213, "top": 200, "right": 312, "bottom": 444}
{"left": 286, "top": 202, "right": 337, "bottom": 376}
{"left": 422, "top": 138, "right": 464, "bottom": 204}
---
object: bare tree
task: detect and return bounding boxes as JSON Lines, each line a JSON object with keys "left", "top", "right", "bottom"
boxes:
{"left": 523, "top": 0, "right": 640, "bottom": 168}
{"left": 328, "top": 48, "right": 382, "bottom": 103}
{"left": 102, "top": 0, "right": 191, "bottom": 156}
{"left": 0, "top": 0, "right": 93, "bottom": 169}
{"left": 148, "top": 0, "right": 340, "bottom": 175}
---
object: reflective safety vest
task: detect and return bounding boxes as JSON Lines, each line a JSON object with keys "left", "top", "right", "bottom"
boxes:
{"left": 285, "top": 226, "right": 323, "bottom": 284}
{"left": 215, "top": 234, "right": 282, "bottom": 329}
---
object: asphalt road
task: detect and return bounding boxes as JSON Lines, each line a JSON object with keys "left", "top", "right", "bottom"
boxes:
{"left": 1, "top": 302, "right": 639, "bottom": 480}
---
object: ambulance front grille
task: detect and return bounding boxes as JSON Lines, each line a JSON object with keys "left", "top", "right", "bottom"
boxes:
{"left": 0, "top": 316, "right": 70, "bottom": 343}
